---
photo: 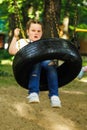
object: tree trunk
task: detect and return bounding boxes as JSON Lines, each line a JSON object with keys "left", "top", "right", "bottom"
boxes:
{"left": 62, "top": 0, "right": 72, "bottom": 39}
{"left": 43, "top": 0, "right": 61, "bottom": 38}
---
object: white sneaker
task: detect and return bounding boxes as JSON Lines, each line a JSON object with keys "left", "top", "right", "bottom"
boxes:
{"left": 27, "top": 92, "right": 40, "bottom": 103}
{"left": 50, "top": 96, "right": 61, "bottom": 108}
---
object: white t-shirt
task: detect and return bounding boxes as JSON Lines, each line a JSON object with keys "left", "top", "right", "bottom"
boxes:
{"left": 16, "top": 38, "right": 30, "bottom": 50}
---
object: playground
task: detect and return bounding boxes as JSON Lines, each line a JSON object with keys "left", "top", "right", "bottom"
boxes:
{"left": 0, "top": 0, "right": 87, "bottom": 130}
{"left": 0, "top": 60, "right": 87, "bottom": 130}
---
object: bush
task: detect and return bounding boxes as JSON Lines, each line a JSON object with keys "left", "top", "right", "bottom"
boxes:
{"left": 0, "top": 49, "right": 12, "bottom": 60}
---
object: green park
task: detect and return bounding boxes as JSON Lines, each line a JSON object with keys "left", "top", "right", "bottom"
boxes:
{"left": 0, "top": 0, "right": 87, "bottom": 130}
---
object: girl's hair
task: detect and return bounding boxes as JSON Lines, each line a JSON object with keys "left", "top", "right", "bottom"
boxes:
{"left": 26, "top": 19, "right": 43, "bottom": 31}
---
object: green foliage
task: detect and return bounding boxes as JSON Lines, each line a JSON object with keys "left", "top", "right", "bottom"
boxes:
{"left": 0, "top": 0, "right": 87, "bottom": 37}
{"left": 77, "top": 24, "right": 87, "bottom": 39}
{"left": 0, "top": 49, "right": 12, "bottom": 60}
{"left": 0, "top": 1, "right": 9, "bottom": 33}
{"left": 69, "top": 23, "right": 87, "bottom": 40}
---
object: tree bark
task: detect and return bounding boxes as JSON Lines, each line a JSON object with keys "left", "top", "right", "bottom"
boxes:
{"left": 43, "top": 0, "right": 61, "bottom": 38}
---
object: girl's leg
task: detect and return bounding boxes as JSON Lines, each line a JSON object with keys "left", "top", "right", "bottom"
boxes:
{"left": 42, "top": 60, "right": 61, "bottom": 107}
{"left": 28, "top": 63, "right": 41, "bottom": 94}
{"left": 41, "top": 60, "right": 58, "bottom": 97}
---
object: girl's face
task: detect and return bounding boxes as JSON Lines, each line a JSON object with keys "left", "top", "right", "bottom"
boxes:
{"left": 27, "top": 23, "right": 43, "bottom": 42}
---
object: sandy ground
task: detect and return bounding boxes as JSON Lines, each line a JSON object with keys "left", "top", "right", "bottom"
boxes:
{"left": 0, "top": 78, "right": 87, "bottom": 130}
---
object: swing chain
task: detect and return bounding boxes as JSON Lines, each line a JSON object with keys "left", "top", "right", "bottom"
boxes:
{"left": 13, "top": 0, "right": 26, "bottom": 39}
{"left": 49, "top": 0, "right": 54, "bottom": 38}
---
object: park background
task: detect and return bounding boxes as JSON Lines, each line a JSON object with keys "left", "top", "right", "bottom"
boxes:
{"left": 0, "top": 0, "right": 87, "bottom": 130}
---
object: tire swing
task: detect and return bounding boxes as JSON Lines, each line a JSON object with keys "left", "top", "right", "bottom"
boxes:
{"left": 13, "top": 38, "right": 82, "bottom": 91}
{"left": 12, "top": 0, "right": 82, "bottom": 90}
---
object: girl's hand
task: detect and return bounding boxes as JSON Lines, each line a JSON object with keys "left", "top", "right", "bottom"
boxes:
{"left": 14, "top": 28, "right": 20, "bottom": 38}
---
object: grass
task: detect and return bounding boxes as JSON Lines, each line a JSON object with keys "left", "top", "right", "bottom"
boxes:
{"left": 0, "top": 60, "right": 18, "bottom": 88}
{"left": 82, "top": 56, "right": 87, "bottom": 66}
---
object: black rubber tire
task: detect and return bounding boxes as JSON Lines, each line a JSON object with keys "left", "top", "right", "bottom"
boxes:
{"left": 13, "top": 38, "right": 82, "bottom": 91}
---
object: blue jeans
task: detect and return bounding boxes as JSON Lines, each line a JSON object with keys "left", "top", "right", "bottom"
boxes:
{"left": 28, "top": 60, "right": 59, "bottom": 97}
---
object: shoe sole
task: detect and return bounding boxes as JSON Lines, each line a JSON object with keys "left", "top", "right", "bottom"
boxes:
{"left": 52, "top": 105, "right": 61, "bottom": 108}
{"left": 29, "top": 100, "right": 40, "bottom": 103}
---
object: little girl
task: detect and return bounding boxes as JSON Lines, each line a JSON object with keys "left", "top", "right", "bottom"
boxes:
{"left": 9, "top": 19, "right": 61, "bottom": 108}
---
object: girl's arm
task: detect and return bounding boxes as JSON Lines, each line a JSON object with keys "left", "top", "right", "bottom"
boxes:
{"left": 8, "top": 28, "right": 20, "bottom": 55}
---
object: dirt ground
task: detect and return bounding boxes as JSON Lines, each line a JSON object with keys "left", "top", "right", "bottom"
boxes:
{"left": 0, "top": 77, "right": 87, "bottom": 130}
